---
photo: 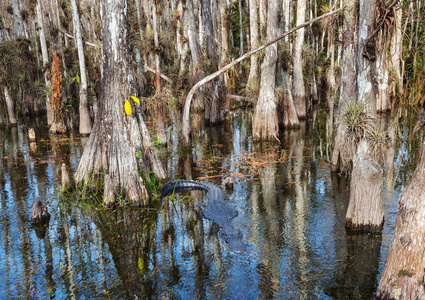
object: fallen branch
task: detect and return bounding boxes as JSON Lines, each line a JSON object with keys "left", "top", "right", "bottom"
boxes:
{"left": 182, "top": 8, "right": 343, "bottom": 145}
{"left": 143, "top": 65, "right": 173, "bottom": 84}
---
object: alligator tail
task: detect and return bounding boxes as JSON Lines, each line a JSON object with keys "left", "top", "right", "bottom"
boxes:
{"left": 160, "top": 180, "right": 209, "bottom": 199}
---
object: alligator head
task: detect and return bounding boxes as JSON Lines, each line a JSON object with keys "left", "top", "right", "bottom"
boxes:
{"left": 218, "top": 224, "right": 246, "bottom": 254}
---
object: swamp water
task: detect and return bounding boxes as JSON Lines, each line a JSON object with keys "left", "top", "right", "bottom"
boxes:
{"left": 0, "top": 110, "right": 419, "bottom": 299}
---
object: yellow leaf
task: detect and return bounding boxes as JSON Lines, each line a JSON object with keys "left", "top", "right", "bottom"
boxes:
{"left": 124, "top": 100, "right": 132, "bottom": 115}
{"left": 138, "top": 257, "right": 144, "bottom": 271}
{"left": 130, "top": 96, "right": 140, "bottom": 104}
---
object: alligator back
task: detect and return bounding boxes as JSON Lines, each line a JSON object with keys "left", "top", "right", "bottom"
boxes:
{"left": 160, "top": 180, "right": 245, "bottom": 254}
{"left": 160, "top": 180, "right": 210, "bottom": 199}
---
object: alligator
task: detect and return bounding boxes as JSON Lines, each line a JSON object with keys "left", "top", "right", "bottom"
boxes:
{"left": 161, "top": 180, "right": 246, "bottom": 254}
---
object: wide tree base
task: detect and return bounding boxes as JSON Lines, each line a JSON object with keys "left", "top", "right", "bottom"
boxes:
{"left": 253, "top": 102, "right": 278, "bottom": 141}
{"left": 345, "top": 140, "right": 384, "bottom": 232}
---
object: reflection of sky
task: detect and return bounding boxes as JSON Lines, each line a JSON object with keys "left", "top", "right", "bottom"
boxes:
{"left": 0, "top": 114, "right": 410, "bottom": 299}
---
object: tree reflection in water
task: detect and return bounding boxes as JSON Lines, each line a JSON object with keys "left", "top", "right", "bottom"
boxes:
{"left": 0, "top": 111, "right": 418, "bottom": 299}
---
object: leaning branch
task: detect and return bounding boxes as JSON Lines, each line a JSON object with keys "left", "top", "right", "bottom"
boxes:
{"left": 143, "top": 65, "right": 173, "bottom": 84}
{"left": 182, "top": 8, "right": 343, "bottom": 145}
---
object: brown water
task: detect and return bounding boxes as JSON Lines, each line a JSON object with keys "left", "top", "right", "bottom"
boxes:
{"left": 0, "top": 109, "right": 419, "bottom": 299}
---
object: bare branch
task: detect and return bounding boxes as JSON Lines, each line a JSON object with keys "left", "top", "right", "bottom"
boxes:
{"left": 182, "top": 8, "right": 343, "bottom": 145}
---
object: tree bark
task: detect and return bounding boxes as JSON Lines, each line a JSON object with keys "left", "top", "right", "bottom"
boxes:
{"left": 390, "top": 6, "right": 403, "bottom": 96}
{"left": 377, "top": 136, "right": 425, "bottom": 299}
{"left": 36, "top": 0, "right": 53, "bottom": 125}
{"left": 220, "top": 0, "right": 229, "bottom": 67}
{"left": 75, "top": 0, "right": 165, "bottom": 206}
{"left": 247, "top": 0, "right": 259, "bottom": 87}
{"left": 239, "top": 0, "right": 243, "bottom": 55}
{"left": 357, "top": 0, "right": 377, "bottom": 115}
{"left": 4, "top": 86, "right": 17, "bottom": 125}
{"left": 152, "top": 2, "right": 161, "bottom": 94}
{"left": 252, "top": 0, "right": 279, "bottom": 140}
{"left": 259, "top": 0, "right": 267, "bottom": 42}
{"left": 201, "top": 0, "right": 227, "bottom": 124}
{"left": 50, "top": 51, "right": 67, "bottom": 134}
{"left": 293, "top": 0, "right": 307, "bottom": 118}
{"left": 280, "top": 72, "right": 300, "bottom": 128}
{"left": 331, "top": 0, "right": 358, "bottom": 170}
{"left": 11, "top": 0, "right": 26, "bottom": 38}
{"left": 345, "top": 140, "right": 384, "bottom": 232}
{"left": 375, "top": 34, "right": 390, "bottom": 112}
{"left": 187, "top": 0, "right": 204, "bottom": 112}
{"left": 71, "top": 0, "right": 92, "bottom": 135}
{"left": 283, "top": 0, "right": 293, "bottom": 54}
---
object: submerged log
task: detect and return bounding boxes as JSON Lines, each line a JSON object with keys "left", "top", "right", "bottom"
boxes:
{"left": 31, "top": 199, "right": 50, "bottom": 224}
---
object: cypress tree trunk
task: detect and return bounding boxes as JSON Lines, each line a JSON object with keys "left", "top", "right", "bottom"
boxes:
{"left": 390, "top": 7, "right": 403, "bottom": 96}
{"left": 220, "top": 0, "right": 229, "bottom": 67}
{"left": 345, "top": 0, "right": 384, "bottom": 232}
{"left": 201, "top": 0, "right": 227, "bottom": 124}
{"left": 11, "top": 0, "right": 26, "bottom": 38}
{"left": 75, "top": 0, "right": 165, "bottom": 207}
{"left": 36, "top": 0, "right": 54, "bottom": 125}
{"left": 247, "top": 0, "right": 259, "bottom": 87}
{"left": 331, "top": 0, "right": 358, "bottom": 170}
{"left": 345, "top": 140, "right": 384, "bottom": 232}
{"left": 357, "top": 0, "right": 376, "bottom": 114}
{"left": 4, "top": 86, "right": 17, "bottom": 125}
{"left": 252, "top": 0, "right": 279, "bottom": 140}
{"left": 377, "top": 132, "right": 425, "bottom": 299}
{"left": 293, "top": 0, "right": 307, "bottom": 118}
{"left": 50, "top": 51, "right": 67, "bottom": 134}
{"left": 71, "top": 0, "right": 92, "bottom": 135}
{"left": 187, "top": 0, "right": 204, "bottom": 112}
{"left": 238, "top": 0, "right": 243, "bottom": 55}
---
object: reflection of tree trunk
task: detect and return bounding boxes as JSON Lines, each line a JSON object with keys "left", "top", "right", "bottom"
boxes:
{"left": 377, "top": 136, "right": 425, "bottom": 299}
{"left": 61, "top": 212, "right": 76, "bottom": 299}
{"left": 327, "top": 234, "right": 382, "bottom": 298}
{"left": 185, "top": 208, "right": 208, "bottom": 298}
{"left": 92, "top": 209, "right": 158, "bottom": 298}
{"left": 385, "top": 118, "right": 397, "bottom": 193}
{"left": 293, "top": 129, "right": 308, "bottom": 299}
{"left": 253, "top": 143, "right": 282, "bottom": 299}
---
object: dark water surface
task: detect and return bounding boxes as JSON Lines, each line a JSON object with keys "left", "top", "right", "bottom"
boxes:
{"left": 0, "top": 110, "right": 419, "bottom": 299}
